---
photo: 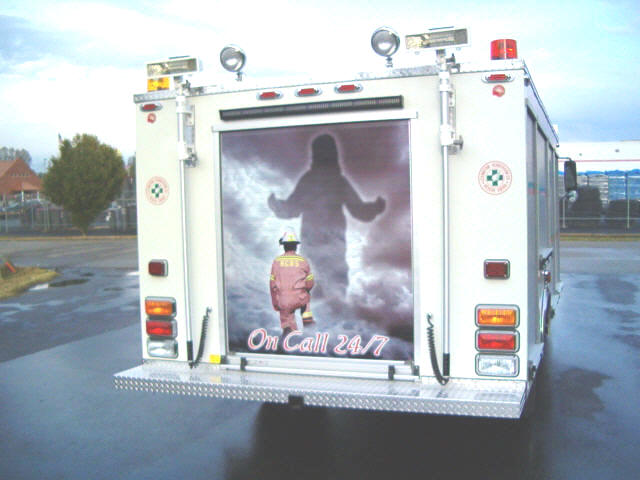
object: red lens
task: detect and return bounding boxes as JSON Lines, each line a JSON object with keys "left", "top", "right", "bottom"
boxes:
{"left": 484, "top": 260, "right": 510, "bottom": 279}
{"left": 337, "top": 84, "right": 361, "bottom": 93}
{"left": 146, "top": 320, "right": 175, "bottom": 337}
{"left": 298, "top": 88, "right": 319, "bottom": 96}
{"left": 259, "top": 91, "right": 280, "bottom": 100}
{"left": 491, "top": 39, "right": 518, "bottom": 59}
{"left": 148, "top": 260, "right": 167, "bottom": 277}
{"left": 477, "top": 332, "right": 517, "bottom": 351}
{"left": 486, "top": 74, "right": 510, "bottom": 83}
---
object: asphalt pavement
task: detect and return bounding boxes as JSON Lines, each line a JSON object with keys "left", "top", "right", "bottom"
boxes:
{"left": 0, "top": 239, "right": 638, "bottom": 479}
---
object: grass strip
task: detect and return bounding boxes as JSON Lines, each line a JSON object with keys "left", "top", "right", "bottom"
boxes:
{"left": 560, "top": 233, "right": 640, "bottom": 242}
{"left": 0, "top": 267, "right": 59, "bottom": 300}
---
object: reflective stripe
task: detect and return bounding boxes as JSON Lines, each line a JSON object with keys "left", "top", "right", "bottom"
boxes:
{"left": 270, "top": 274, "right": 275, "bottom": 281}
{"left": 306, "top": 274, "right": 314, "bottom": 281}
{"left": 302, "top": 311, "right": 313, "bottom": 319}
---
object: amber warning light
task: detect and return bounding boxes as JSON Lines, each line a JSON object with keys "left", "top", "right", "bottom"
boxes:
{"left": 145, "top": 297, "right": 176, "bottom": 317}
{"left": 477, "top": 307, "right": 518, "bottom": 327}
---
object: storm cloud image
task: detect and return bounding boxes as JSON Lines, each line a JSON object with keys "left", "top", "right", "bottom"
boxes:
{"left": 220, "top": 120, "right": 413, "bottom": 360}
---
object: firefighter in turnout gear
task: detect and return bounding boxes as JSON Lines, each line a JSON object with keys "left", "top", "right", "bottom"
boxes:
{"left": 270, "top": 229, "right": 315, "bottom": 334}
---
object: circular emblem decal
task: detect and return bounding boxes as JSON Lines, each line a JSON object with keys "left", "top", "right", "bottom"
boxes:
{"left": 146, "top": 176, "right": 169, "bottom": 205}
{"left": 147, "top": 113, "right": 157, "bottom": 123}
{"left": 478, "top": 161, "right": 512, "bottom": 195}
{"left": 493, "top": 85, "right": 505, "bottom": 97}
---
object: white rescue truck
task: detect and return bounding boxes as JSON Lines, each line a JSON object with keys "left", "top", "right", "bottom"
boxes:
{"left": 115, "top": 27, "right": 578, "bottom": 418}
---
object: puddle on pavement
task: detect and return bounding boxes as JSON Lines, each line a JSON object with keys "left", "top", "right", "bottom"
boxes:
{"left": 554, "top": 367, "right": 611, "bottom": 420}
{"left": 604, "top": 308, "right": 640, "bottom": 324}
{"left": 597, "top": 277, "right": 638, "bottom": 305}
{"left": 49, "top": 278, "right": 89, "bottom": 288}
{"left": 613, "top": 334, "right": 640, "bottom": 350}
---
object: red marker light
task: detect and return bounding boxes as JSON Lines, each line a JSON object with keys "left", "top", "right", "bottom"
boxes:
{"left": 141, "top": 103, "right": 161, "bottom": 111}
{"left": 148, "top": 259, "right": 168, "bottom": 277}
{"left": 259, "top": 91, "right": 281, "bottom": 100}
{"left": 477, "top": 332, "right": 518, "bottom": 351}
{"left": 491, "top": 39, "right": 518, "bottom": 59}
{"left": 297, "top": 87, "right": 321, "bottom": 97}
{"left": 484, "top": 260, "right": 510, "bottom": 279}
{"left": 146, "top": 319, "right": 176, "bottom": 337}
{"left": 493, "top": 85, "right": 506, "bottom": 97}
{"left": 485, "top": 73, "right": 512, "bottom": 83}
{"left": 336, "top": 84, "right": 362, "bottom": 93}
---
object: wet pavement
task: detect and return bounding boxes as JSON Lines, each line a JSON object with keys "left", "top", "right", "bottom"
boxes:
{"left": 0, "top": 267, "right": 139, "bottom": 362}
{"left": 0, "top": 238, "right": 137, "bottom": 269}
{"left": 0, "top": 240, "right": 638, "bottom": 479}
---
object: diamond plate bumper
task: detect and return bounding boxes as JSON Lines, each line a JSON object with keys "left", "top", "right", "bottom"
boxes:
{"left": 114, "top": 361, "right": 527, "bottom": 418}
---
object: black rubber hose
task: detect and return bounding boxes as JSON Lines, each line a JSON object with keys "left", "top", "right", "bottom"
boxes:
{"left": 191, "top": 308, "right": 211, "bottom": 368}
{"left": 427, "top": 315, "right": 449, "bottom": 386}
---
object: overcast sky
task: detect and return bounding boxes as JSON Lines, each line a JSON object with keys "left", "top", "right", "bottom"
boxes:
{"left": 1, "top": 0, "right": 639, "bottom": 171}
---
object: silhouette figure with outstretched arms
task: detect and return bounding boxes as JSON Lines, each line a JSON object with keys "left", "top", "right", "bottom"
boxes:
{"left": 268, "top": 134, "right": 385, "bottom": 300}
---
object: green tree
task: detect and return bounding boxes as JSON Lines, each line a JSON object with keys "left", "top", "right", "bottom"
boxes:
{"left": 43, "top": 134, "right": 126, "bottom": 235}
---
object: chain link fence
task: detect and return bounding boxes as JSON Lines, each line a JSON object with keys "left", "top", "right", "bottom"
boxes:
{"left": 0, "top": 192, "right": 137, "bottom": 235}
{"left": 3, "top": 171, "right": 639, "bottom": 235}
{"left": 558, "top": 170, "right": 640, "bottom": 232}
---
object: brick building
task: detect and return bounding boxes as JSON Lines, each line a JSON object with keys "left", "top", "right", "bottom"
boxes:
{"left": 0, "top": 158, "right": 42, "bottom": 202}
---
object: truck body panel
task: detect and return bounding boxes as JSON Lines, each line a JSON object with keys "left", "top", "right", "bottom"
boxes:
{"left": 117, "top": 47, "right": 562, "bottom": 418}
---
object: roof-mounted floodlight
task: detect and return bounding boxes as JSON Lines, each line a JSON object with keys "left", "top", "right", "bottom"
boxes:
{"left": 405, "top": 27, "right": 469, "bottom": 50}
{"left": 220, "top": 45, "right": 246, "bottom": 81}
{"left": 146, "top": 56, "right": 200, "bottom": 79}
{"left": 371, "top": 27, "right": 400, "bottom": 68}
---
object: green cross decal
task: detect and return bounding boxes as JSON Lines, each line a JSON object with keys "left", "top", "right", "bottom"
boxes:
{"left": 486, "top": 169, "right": 504, "bottom": 186}
{"left": 151, "top": 183, "right": 164, "bottom": 198}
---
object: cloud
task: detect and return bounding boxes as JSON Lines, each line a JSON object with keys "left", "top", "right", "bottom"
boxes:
{"left": 0, "top": 56, "right": 139, "bottom": 161}
{"left": 0, "top": 15, "right": 79, "bottom": 72}
{"left": 2, "top": 0, "right": 640, "bottom": 169}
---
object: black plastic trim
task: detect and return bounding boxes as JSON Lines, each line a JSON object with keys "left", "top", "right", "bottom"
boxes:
{"left": 220, "top": 96, "right": 403, "bottom": 121}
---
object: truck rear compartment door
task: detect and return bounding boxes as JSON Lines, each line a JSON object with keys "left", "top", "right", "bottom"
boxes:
{"left": 218, "top": 119, "right": 414, "bottom": 367}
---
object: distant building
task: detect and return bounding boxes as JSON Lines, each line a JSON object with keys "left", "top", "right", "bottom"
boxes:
{"left": 0, "top": 158, "right": 42, "bottom": 201}
{"left": 558, "top": 140, "right": 640, "bottom": 173}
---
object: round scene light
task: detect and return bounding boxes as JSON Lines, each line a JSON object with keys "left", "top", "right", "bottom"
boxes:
{"left": 371, "top": 27, "right": 400, "bottom": 58}
{"left": 220, "top": 45, "right": 246, "bottom": 73}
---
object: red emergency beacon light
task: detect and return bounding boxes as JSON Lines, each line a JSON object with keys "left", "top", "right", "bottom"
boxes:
{"left": 491, "top": 39, "right": 518, "bottom": 59}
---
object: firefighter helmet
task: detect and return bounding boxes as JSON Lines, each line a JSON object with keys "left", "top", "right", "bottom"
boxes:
{"left": 279, "top": 228, "right": 300, "bottom": 245}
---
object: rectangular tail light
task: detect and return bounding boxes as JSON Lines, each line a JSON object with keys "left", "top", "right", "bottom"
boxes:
{"left": 147, "top": 338, "right": 178, "bottom": 358}
{"left": 484, "top": 260, "right": 510, "bottom": 279}
{"left": 476, "top": 354, "right": 519, "bottom": 377}
{"left": 145, "top": 297, "right": 176, "bottom": 317}
{"left": 146, "top": 319, "right": 177, "bottom": 338}
{"left": 476, "top": 305, "right": 519, "bottom": 327}
{"left": 476, "top": 331, "right": 518, "bottom": 352}
{"left": 148, "top": 259, "right": 168, "bottom": 277}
